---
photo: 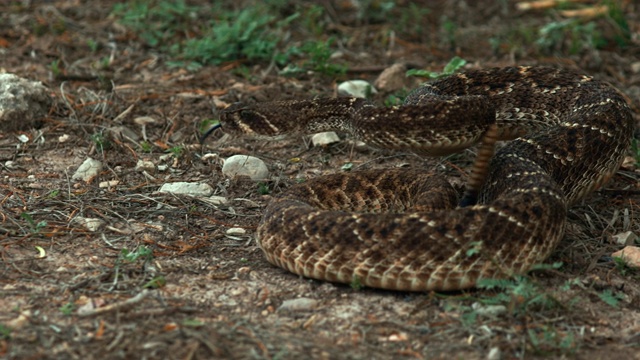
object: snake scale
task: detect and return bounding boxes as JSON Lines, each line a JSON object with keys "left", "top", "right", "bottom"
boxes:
{"left": 213, "top": 66, "right": 633, "bottom": 291}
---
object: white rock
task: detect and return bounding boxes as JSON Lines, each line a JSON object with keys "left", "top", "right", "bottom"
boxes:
{"left": 613, "top": 231, "right": 638, "bottom": 246}
{"left": 222, "top": 155, "right": 269, "bottom": 181}
{"left": 208, "top": 195, "right": 228, "bottom": 205}
{"left": 72, "top": 158, "right": 103, "bottom": 183}
{"left": 337, "top": 80, "right": 377, "bottom": 98}
{"left": 311, "top": 132, "right": 340, "bottom": 146}
{"left": 0, "top": 73, "right": 52, "bottom": 131}
{"left": 159, "top": 182, "right": 213, "bottom": 197}
{"left": 631, "top": 62, "right": 640, "bottom": 74}
{"left": 487, "top": 347, "right": 501, "bottom": 360}
{"left": 135, "top": 159, "right": 155, "bottom": 172}
{"left": 99, "top": 180, "right": 120, "bottom": 188}
{"left": 226, "top": 227, "right": 246, "bottom": 235}
{"left": 277, "top": 297, "right": 319, "bottom": 312}
{"left": 73, "top": 217, "right": 105, "bottom": 232}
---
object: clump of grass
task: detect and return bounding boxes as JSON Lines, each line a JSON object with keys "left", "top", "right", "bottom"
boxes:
{"left": 406, "top": 56, "right": 466, "bottom": 79}
{"left": 112, "top": 1, "right": 298, "bottom": 68}
{"left": 280, "top": 37, "right": 348, "bottom": 77}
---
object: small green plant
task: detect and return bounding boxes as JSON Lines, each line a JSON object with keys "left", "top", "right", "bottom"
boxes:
{"left": 395, "top": 3, "right": 430, "bottom": 38}
{"left": 140, "top": 141, "right": 153, "bottom": 153}
{"left": 406, "top": 56, "right": 466, "bottom": 79}
{"left": 300, "top": 4, "right": 326, "bottom": 37}
{"left": 168, "top": 145, "right": 184, "bottom": 157}
{"left": 0, "top": 324, "right": 11, "bottom": 340}
{"left": 384, "top": 88, "right": 410, "bottom": 107}
{"left": 112, "top": 0, "right": 197, "bottom": 48}
{"left": 282, "top": 38, "right": 347, "bottom": 77}
{"left": 47, "top": 189, "right": 60, "bottom": 198}
{"left": 350, "top": 275, "right": 364, "bottom": 290}
{"left": 441, "top": 17, "right": 457, "bottom": 48}
{"left": 257, "top": 183, "right": 270, "bottom": 195}
{"left": 200, "top": 119, "right": 220, "bottom": 134}
{"left": 341, "top": 163, "right": 353, "bottom": 171}
{"left": 91, "top": 132, "right": 110, "bottom": 152}
{"left": 477, "top": 269, "right": 565, "bottom": 317}
{"left": 527, "top": 325, "right": 578, "bottom": 356}
{"left": 631, "top": 138, "right": 640, "bottom": 166}
{"left": 120, "top": 246, "right": 153, "bottom": 263}
{"left": 59, "top": 302, "right": 75, "bottom": 316}
{"left": 49, "top": 59, "right": 62, "bottom": 77}
{"left": 536, "top": 20, "right": 605, "bottom": 55}
{"left": 87, "top": 39, "right": 99, "bottom": 52}
{"left": 20, "top": 212, "right": 47, "bottom": 234}
{"left": 182, "top": 318, "right": 205, "bottom": 327}
{"left": 356, "top": 0, "right": 395, "bottom": 24}
{"left": 597, "top": 289, "right": 623, "bottom": 307}
{"left": 143, "top": 276, "right": 167, "bottom": 289}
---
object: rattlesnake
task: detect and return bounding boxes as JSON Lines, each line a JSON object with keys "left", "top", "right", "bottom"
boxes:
{"left": 212, "top": 66, "right": 633, "bottom": 291}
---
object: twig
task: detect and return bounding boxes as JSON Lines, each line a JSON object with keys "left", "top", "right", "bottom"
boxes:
{"left": 78, "top": 289, "right": 151, "bottom": 317}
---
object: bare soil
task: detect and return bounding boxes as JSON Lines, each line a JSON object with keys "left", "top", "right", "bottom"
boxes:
{"left": 1, "top": 1, "right": 640, "bottom": 359}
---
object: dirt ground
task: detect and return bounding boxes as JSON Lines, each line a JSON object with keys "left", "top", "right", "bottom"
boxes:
{"left": 1, "top": 1, "right": 640, "bottom": 359}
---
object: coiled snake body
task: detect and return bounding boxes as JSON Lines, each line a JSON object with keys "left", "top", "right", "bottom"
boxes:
{"left": 216, "top": 66, "right": 633, "bottom": 291}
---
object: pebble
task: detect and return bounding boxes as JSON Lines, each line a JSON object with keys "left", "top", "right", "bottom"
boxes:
{"left": 222, "top": 155, "right": 269, "bottom": 181}
{"left": 277, "top": 297, "right": 319, "bottom": 312}
{"left": 374, "top": 63, "right": 407, "bottom": 92}
{"left": 73, "top": 217, "right": 106, "bottom": 232}
{"left": 613, "top": 231, "right": 638, "bottom": 246}
{"left": 72, "top": 158, "right": 103, "bottom": 183}
{"left": 135, "top": 160, "right": 156, "bottom": 172}
{"left": 226, "top": 227, "right": 246, "bottom": 235}
{"left": 311, "top": 132, "right": 340, "bottom": 146}
{"left": 0, "top": 73, "right": 52, "bottom": 131}
{"left": 337, "top": 80, "right": 377, "bottom": 98}
{"left": 158, "top": 182, "right": 213, "bottom": 197}
{"left": 612, "top": 246, "right": 640, "bottom": 268}
{"left": 487, "top": 347, "right": 502, "bottom": 360}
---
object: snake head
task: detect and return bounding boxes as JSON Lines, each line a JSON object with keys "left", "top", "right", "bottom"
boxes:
{"left": 200, "top": 102, "right": 283, "bottom": 144}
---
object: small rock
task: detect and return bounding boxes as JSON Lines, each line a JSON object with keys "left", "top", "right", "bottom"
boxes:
{"left": 613, "top": 231, "right": 638, "bottom": 246}
{"left": 612, "top": 246, "right": 640, "bottom": 268}
{"left": 226, "top": 227, "right": 246, "bottom": 235}
{"left": 159, "top": 182, "right": 213, "bottom": 197}
{"left": 277, "top": 297, "right": 319, "bottom": 312}
{"left": 99, "top": 180, "right": 120, "bottom": 188}
{"left": 487, "top": 347, "right": 501, "bottom": 360}
{"left": 374, "top": 63, "right": 407, "bottom": 92}
{"left": 72, "top": 158, "right": 103, "bottom": 183}
{"left": 631, "top": 62, "right": 640, "bottom": 74}
{"left": 73, "top": 217, "right": 105, "bottom": 232}
{"left": 222, "top": 155, "right": 269, "bottom": 181}
{"left": 0, "top": 73, "right": 52, "bottom": 131}
{"left": 311, "top": 132, "right": 340, "bottom": 147}
{"left": 338, "top": 80, "right": 377, "bottom": 98}
{"left": 58, "top": 134, "right": 70, "bottom": 143}
{"left": 208, "top": 195, "right": 228, "bottom": 205}
{"left": 135, "top": 159, "right": 156, "bottom": 172}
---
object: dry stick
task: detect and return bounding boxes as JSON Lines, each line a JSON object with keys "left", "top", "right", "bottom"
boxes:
{"left": 78, "top": 289, "right": 151, "bottom": 317}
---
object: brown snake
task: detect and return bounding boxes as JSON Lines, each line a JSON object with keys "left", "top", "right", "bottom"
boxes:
{"left": 209, "top": 66, "right": 633, "bottom": 291}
